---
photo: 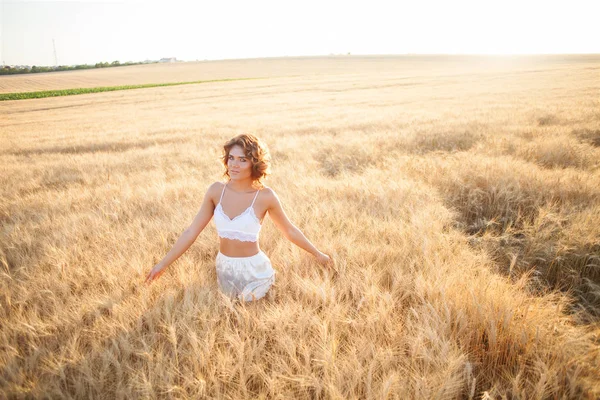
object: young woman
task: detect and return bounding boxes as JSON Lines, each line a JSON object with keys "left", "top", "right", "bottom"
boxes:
{"left": 145, "top": 134, "right": 333, "bottom": 302}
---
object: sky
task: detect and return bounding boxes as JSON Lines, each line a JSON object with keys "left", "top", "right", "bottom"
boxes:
{"left": 2, "top": 0, "right": 599, "bottom": 66}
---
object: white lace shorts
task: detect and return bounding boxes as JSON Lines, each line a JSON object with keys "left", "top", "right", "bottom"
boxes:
{"left": 215, "top": 251, "right": 276, "bottom": 302}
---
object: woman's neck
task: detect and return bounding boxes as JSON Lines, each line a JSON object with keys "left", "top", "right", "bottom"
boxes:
{"left": 227, "top": 178, "right": 257, "bottom": 193}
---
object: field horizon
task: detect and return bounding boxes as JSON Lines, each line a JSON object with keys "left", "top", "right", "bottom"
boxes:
{"left": 1, "top": 55, "right": 599, "bottom": 398}
{"left": 3, "top": 54, "right": 599, "bottom": 94}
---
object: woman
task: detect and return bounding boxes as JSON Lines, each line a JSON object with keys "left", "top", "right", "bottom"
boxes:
{"left": 145, "top": 133, "right": 333, "bottom": 302}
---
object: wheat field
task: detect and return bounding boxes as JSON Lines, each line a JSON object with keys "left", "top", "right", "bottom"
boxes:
{"left": 1, "top": 55, "right": 599, "bottom": 399}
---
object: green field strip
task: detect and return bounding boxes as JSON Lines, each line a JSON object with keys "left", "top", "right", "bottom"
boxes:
{"left": 0, "top": 77, "right": 264, "bottom": 101}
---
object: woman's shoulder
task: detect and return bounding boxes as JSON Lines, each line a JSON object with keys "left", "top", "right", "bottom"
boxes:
{"left": 207, "top": 181, "right": 226, "bottom": 195}
{"left": 213, "top": 181, "right": 227, "bottom": 188}
{"left": 259, "top": 185, "right": 280, "bottom": 205}
{"left": 260, "top": 185, "right": 275, "bottom": 196}
{"left": 209, "top": 181, "right": 226, "bottom": 188}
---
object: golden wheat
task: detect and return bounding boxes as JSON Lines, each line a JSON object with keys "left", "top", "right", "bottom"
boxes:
{"left": 1, "top": 56, "right": 599, "bottom": 399}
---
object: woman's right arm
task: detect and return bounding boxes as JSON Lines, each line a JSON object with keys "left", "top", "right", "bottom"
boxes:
{"left": 145, "top": 182, "right": 221, "bottom": 283}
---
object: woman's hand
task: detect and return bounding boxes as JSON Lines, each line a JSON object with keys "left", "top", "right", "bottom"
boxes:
{"left": 145, "top": 263, "right": 167, "bottom": 284}
{"left": 315, "top": 252, "right": 335, "bottom": 269}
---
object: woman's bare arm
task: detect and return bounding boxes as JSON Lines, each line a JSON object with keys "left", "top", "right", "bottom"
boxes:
{"left": 265, "top": 188, "right": 331, "bottom": 265}
{"left": 145, "top": 182, "right": 220, "bottom": 283}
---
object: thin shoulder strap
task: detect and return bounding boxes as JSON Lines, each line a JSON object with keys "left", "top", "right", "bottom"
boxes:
{"left": 250, "top": 188, "right": 260, "bottom": 207}
{"left": 219, "top": 182, "right": 227, "bottom": 203}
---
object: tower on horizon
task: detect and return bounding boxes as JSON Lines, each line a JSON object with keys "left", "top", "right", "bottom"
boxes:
{"left": 53, "top": 39, "right": 58, "bottom": 66}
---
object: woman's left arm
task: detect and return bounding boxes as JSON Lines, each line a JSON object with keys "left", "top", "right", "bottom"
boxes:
{"left": 266, "top": 188, "right": 332, "bottom": 266}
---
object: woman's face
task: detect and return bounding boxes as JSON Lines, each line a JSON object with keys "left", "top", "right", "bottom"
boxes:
{"left": 227, "top": 145, "right": 253, "bottom": 181}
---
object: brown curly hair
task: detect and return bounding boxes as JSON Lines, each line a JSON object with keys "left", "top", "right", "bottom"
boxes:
{"left": 222, "top": 134, "right": 271, "bottom": 188}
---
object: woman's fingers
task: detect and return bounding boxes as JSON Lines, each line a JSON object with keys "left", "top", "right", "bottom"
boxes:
{"left": 146, "top": 272, "right": 158, "bottom": 284}
{"left": 325, "top": 254, "right": 338, "bottom": 271}
{"left": 144, "top": 265, "right": 164, "bottom": 284}
{"left": 316, "top": 253, "right": 336, "bottom": 270}
{"left": 144, "top": 271, "right": 154, "bottom": 284}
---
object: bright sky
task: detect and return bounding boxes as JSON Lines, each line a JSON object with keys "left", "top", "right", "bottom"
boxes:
{"left": 2, "top": 0, "right": 599, "bottom": 66}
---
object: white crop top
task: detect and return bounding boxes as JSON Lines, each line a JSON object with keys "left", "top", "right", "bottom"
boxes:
{"left": 213, "top": 182, "right": 262, "bottom": 242}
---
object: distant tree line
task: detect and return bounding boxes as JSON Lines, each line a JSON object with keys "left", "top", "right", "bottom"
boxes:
{"left": 0, "top": 60, "right": 157, "bottom": 75}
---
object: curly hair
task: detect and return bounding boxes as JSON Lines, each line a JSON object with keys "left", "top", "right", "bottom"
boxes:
{"left": 222, "top": 134, "right": 271, "bottom": 188}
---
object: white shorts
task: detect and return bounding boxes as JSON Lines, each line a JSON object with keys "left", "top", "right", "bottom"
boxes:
{"left": 215, "top": 250, "right": 276, "bottom": 302}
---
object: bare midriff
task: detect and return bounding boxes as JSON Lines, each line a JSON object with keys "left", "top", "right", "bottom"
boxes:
{"left": 219, "top": 238, "right": 261, "bottom": 257}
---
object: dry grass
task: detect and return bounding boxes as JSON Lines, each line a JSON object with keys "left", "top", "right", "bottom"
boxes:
{"left": 1, "top": 55, "right": 600, "bottom": 399}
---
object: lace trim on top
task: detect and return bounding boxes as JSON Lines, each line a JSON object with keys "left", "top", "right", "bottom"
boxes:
{"left": 218, "top": 230, "right": 259, "bottom": 242}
